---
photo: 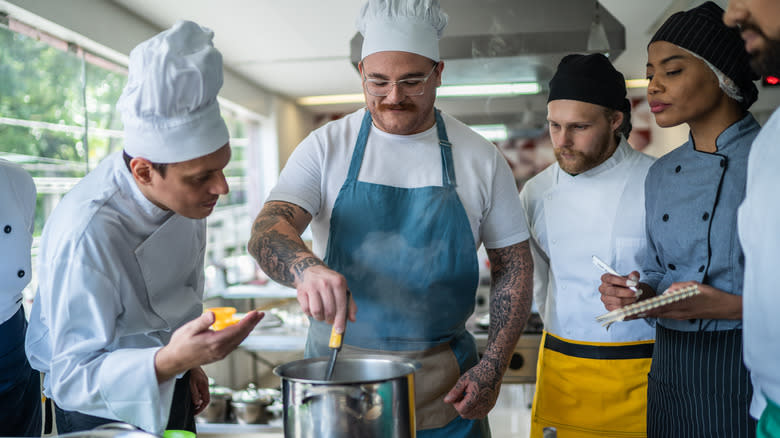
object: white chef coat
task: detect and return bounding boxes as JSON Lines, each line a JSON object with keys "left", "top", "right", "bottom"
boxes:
{"left": 519, "top": 139, "right": 656, "bottom": 342}
{"left": 738, "top": 108, "right": 780, "bottom": 418}
{"left": 268, "top": 108, "right": 529, "bottom": 257}
{"left": 25, "top": 152, "right": 206, "bottom": 434}
{"left": 0, "top": 159, "right": 36, "bottom": 324}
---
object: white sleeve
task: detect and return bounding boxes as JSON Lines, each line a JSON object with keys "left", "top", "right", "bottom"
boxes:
{"left": 519, "top": 186, "right": 550, "bottom": 320}
{"left": 480, "top": 152, "right": 530, "bottom": 249}
{"left": 266, "top": 131, "right": 324, "bottom": 216}
{"left": 45, "top": 259, "right": 173, "bottom": 434}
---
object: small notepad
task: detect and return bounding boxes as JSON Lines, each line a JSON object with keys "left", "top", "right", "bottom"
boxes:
{"left": 596, "top": 285, "right": 701, "bottom": 328}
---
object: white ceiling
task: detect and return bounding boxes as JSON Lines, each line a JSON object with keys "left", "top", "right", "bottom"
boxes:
{"left": 109, "top": 0, "right": 723, "bottom": 122}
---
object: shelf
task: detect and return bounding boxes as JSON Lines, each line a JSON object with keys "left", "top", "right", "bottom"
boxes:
{"left": 240, "top": 328, "right": 307, "bottom": 352}
{"left": 210, "top": 282, "right": 297, "bottom": 300}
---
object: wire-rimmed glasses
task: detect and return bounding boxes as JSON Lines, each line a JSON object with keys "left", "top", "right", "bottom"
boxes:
{"left": 362, "top": 63, "right": 439, "bottom": 97}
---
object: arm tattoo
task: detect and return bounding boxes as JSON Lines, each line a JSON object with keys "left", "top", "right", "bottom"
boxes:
{"left": 293, "top": 257, "right": 325, "bottom": 278}
{"left": 263, "top": 203, "right": 298, "bottom": 224}
{"left": 481, "top": 240, "right": 533, "bottom": 383}
{"left": 253, "top": 230, "right": 301, "bottom": 286}
{"left": 248, "top": 202, "right": 318, "bottom": 288}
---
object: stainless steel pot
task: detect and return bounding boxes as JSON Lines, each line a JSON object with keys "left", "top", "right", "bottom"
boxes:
{"left": 274, "top": 355, "right": 420, "bottom": 438}
{"left": 195, "top": 378, "right": 232, "bottom": 423}
{"left": 230, "top": 383, "right": 279, "bottom": 424}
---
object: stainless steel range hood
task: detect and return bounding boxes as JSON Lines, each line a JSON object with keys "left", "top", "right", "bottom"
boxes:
{"left": 349, "top": 0, "right": 625, "bottom": 89}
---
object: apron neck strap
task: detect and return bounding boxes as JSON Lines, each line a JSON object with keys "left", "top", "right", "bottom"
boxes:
{"left": 346, "top": 108, "right": 456, "bottom": 187}
{"left": 345, "top": 109, "right": 374, "bottom": 182}
{"left": 435, "top": 109, "right": 456, "bottom": 187}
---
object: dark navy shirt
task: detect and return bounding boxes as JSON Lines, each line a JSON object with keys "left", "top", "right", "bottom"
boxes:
{"left": 642, "top": 114, "right": 761, "bottom": 332}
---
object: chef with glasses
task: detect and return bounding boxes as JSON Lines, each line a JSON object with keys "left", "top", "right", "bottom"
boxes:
{"left": 248, "top": 0, "right": 533, "bottom": 436}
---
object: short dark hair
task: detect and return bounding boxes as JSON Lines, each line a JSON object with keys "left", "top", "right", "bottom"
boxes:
{"left": 604, "top": 108, "right": 632, "bottom": 142}
{"left": 122, "top": 151, "right": 168, "bottom": 177}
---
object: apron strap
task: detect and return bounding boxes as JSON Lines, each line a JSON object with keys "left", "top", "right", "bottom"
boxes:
{"left": 345, "top": 109, "right": 374, "bottom": 182}
{"left": 434, "top": 109, "right": 456, "bottom": 188}
{"left": 346, "top": 109, "right": 457, "bottom": 188}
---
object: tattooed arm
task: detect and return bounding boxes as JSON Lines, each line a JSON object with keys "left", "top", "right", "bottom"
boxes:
{"left": 248, "top": 201, "right": 356, "bottom": 332}
{"left": 444, "top": 240, "right": 533, "bottom": 419}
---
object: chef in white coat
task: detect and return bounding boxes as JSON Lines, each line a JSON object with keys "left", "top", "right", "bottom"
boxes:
{"left": 519, "top": 54, "right": 656, "bottom": 438}
{"left": 0, "top": 159, "right": 41, "bottom": 437}
{"left": 24, "top": 21, "right": 262, "bottom": 435}
{"left": 725, "top": 1, "right": 780, "bottom": 436}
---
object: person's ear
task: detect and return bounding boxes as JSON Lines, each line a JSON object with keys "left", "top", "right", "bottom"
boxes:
{"left": 130, "top": 157, "right": 154, "bottom": 186}
{"left": 611, "top": 110, "right": 624, "bottom": 132}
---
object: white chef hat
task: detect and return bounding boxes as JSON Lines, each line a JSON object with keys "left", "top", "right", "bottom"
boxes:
{"left": 118, "top": 20, "right": 229, "bottom": 164}
{"left": 356, "top": 0, "right": 448, "bottom": 62}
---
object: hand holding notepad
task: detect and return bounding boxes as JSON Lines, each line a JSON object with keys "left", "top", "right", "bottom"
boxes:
{"left": 596, "top": 285, "right": 701, "bottom": 328}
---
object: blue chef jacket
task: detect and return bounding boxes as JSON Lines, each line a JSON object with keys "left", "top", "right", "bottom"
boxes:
{"left": 642, "top": 114, "right": 761, "bottom": 332}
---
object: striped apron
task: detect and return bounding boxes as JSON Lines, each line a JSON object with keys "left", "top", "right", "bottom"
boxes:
{"left": 647, "top": 325, "right": 756, "bottom": 438}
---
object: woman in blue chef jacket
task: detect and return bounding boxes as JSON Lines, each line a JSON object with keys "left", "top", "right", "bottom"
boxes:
{"left": 599, "top": 2, "right": 760, "bottom": 437}
{"left": 0, "top": 159, "right": 41, "bottom": 436}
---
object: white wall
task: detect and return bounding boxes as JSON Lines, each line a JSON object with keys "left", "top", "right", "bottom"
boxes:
{"left": 273, "top": 97, "right": 316, "bottom": 168}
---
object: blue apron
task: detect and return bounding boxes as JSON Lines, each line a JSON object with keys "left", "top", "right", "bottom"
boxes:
{"left": 305, "top": 109, "right": 488, "bottom": 437}
{"left": 0, "top": 307, "right": 42, "bottom": 437}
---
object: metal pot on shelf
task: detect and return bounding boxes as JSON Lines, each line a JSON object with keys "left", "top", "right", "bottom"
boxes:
{"left": 274, "top": 354, "right": 420, "bottom": 438}
{"left": 230, "top": 383, "right": 279, "bottom": 424}
{"left": 195, "top": 378, "right": 232, "bottom": 423}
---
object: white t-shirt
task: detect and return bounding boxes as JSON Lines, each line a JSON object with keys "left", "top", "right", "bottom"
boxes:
{"left": 268, "top": 108, "right": 529, "bottom": 257}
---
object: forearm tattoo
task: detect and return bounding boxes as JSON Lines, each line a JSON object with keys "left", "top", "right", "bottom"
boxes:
{"left": 293, "top": 257, "right": 324, "bottom": 278}
{"left": 248, "top": 202, "right": 319, "bottom": 287}
{"left": 484, "top": 240, "right": 534, "bottom": 375}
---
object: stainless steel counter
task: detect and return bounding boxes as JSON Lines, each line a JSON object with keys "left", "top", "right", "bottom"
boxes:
{"left": 197, "top": 423, "right": 283, "bottom": 438}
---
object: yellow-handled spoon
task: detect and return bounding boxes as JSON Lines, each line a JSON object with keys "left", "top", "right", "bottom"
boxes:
{"left": 324, "top": 290, "right": 350, "bottom": 381}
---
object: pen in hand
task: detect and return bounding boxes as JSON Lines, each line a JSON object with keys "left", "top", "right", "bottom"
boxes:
{"left": 592, "top": 255, "right": 642, "bottom": 298}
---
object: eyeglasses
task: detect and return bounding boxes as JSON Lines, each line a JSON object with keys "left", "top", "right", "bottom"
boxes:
{"left": 362, "top": 63, "right": 439, "bottom": 97}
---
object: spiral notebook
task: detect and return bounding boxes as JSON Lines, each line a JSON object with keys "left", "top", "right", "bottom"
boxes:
{"left": 595, "top": 285, "right": 701, "bottom": 328}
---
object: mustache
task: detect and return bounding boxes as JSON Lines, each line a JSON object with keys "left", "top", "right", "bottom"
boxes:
{"left": 740, "top": 21, "right": 768, "bottom": 40}
{"left": 378, "top": 102, "right": 416, "bottom": 111}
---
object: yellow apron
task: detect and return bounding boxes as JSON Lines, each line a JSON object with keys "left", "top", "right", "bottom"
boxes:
{"left": 531, "top": 331, "right": 653, "bottom": 437}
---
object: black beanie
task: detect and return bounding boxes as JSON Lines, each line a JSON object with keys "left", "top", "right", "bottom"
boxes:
{"left": 548, "top": 53, "right": 630, "bottom": 114}
{"left": 650, "top": 1, "right": 759, "bottom": 109}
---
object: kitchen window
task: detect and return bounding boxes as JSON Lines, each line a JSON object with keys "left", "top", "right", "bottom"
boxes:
{"left": 0, "top": 16, "right": 265, "bottom": 305}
